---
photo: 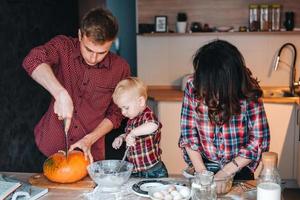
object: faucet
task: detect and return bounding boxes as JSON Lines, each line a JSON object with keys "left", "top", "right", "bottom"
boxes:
{"left": 274, "top": 43, "right": 298, "bottom": 96}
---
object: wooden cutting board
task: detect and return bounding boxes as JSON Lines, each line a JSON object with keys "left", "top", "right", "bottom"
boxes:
{"left": 28, "top": 173, "right": 96, "bottom": 190}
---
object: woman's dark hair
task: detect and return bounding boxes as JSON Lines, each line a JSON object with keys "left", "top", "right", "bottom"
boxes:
{"left": 80, "top": 7, "right": 118, "bottom": 43}
{"left": 193, "top": 40, "right": 262, "bottom": 125}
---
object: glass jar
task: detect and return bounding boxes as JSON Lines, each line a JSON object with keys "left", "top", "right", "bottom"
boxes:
{"left": 284, "top": 11, "right": 295, "bottom": 31}
{"left": 249, "top": 4, "right": 259, "bottom": 31}
{"left": 257, "top": 152, "right": 281, "bottom": 200}
{"left": 191, "top": 170, "right": 217, "bottom": 200}
{"left": 271, "top": 4, "right": 281, "bottom": 31}
{"left": 260, "top": 4, "right": 270, "bottom": 31}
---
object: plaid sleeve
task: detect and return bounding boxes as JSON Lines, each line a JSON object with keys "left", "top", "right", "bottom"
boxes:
{"left": 238, "top": 99, "right": 270, "bottom": 171}
{"left": 178, "top": 78, "right": 202, "bottom": 165}
{"left": 141, "top": 108, "right": 162, "bottom": 134}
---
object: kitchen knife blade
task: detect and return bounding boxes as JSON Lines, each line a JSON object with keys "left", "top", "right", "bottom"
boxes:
{"left": 63, "top": 119, "right": 69, "bottom": 159}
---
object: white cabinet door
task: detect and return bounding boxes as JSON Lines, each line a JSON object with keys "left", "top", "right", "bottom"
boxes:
{"left": 262, "top": 103, "right": 297, "bottom": 180}
{"left": 296, "top": 106, "right": 300, "bottom": 186}
{"left": 152, "top": 100, "right": 299, "bottom": 178}
{"left": 156, "top": 101, "right": 187, "bottom": 175}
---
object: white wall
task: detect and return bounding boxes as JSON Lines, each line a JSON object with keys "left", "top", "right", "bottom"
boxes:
{"left": 137, "top": 33, "right": 300, "bottom": 87}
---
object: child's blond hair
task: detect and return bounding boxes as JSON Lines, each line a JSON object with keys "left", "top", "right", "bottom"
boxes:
{"left": 113, "top": 77, "right": 148, "bottom": 103}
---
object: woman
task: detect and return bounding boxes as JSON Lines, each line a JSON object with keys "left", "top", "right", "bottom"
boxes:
{"left": 179, "top": 40, "right": 270, "bottom": 181}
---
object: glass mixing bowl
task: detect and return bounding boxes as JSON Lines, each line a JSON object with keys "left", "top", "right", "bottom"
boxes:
{"left": 87, "top": 160, "right": 133, "bottom": 192}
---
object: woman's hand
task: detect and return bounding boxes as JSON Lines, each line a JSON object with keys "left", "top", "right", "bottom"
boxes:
{"left": 214, "top": 169, "right": 232, "bottom": 194}
{"left": 69, "top": 135, "right": 94, "bottom": 163}
{"left": 112, "top": 134, "right": 125, "bottom": 149}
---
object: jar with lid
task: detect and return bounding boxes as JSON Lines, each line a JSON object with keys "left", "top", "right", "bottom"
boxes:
{"left": 249, "top": 4, "right": 259, "bottom": 31}
{"left": 260, "top": 4, "right": 270, "bottom": 31}
{"left": 271, "top": 4, "right": 281, "bottom": 31}
{"left": 257, "top": 152, "right": 281, "bottom": 200}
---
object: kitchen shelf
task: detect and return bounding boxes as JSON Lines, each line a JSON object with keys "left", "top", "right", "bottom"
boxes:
{"left": 138, "top": 31, "right": 300, "bottom": 37}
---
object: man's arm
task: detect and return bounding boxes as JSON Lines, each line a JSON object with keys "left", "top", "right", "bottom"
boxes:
{"left": 22, "top": 36, "right": 74, "bottom": 131}
{"left": 69, "top": 118, "right": 114, "bottom": 162}
{"left": 31, "top": 63, "right": 73, "bottom": 131}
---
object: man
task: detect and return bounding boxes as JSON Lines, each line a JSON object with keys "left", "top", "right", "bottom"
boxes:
{"left": 22, "top": 7, "right": 131, "bottom": 163}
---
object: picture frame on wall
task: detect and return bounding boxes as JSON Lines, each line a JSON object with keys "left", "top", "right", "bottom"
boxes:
{"left": 155, "top": 16, "right": 168, "bottom": 32}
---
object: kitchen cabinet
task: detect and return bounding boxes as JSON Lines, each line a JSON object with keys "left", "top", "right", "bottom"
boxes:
{"left": 296, "top": 106, "right": 300, "bottom": 186}
{"left": 259, "top": 103, "right": 299, "bottom": 183}
{"left": 149, "top": 97, "right": 300, "bottom": 181}
{"left": 148, "top": 100, "right": 186, "bottom": 175}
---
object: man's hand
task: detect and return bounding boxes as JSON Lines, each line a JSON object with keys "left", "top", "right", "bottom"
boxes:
{"left": 69, "top": 135, "right": 94, "bottom": 163}
{"left": 54, "top": 89, "right": 73, "bottom": 132}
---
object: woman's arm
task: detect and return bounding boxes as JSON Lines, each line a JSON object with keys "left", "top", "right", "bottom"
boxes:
{"left": 179, "top": 78, "right": 204, "bottom": 169}
{"left": 185, "top": 147, "right": 206, "bottom": 172}
{"left": 215, "top": 156, "right": 251, "bottom": 178}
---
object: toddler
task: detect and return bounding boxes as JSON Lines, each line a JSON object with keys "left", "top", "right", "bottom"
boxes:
{"left": 112, "top": 77, "right": 168, "bottom": 178}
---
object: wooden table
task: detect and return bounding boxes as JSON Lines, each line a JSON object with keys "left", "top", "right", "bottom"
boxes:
{"left": 1, "top": 172, "right": 191, "bottom": 200}
{"left": 2, "top": 172, "right": 295, "bottom": 200}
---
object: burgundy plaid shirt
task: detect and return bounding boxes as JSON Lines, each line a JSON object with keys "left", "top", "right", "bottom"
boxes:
{"left": 125, "top": 106, "right": 162, "bottom": 172}
{"left": 22, "top": 35, "right": 130, "bottom": 161}
{"left": 179, "top": 77, "right": 270, "bottom": 172}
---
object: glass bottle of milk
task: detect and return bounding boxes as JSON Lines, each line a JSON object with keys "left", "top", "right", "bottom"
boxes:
{"left": 257, "top": 152, "right": 281, "bottom": 200}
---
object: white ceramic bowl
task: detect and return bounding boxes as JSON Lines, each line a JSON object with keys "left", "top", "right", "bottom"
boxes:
{"left": 87, "top": 160, "right": 133, "bottom": 192}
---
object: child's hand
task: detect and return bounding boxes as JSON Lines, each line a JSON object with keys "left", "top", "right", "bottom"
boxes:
{"left": 125, "top": 133, "right": 136, "bottom": 147}
{"left": 112, "top": 135, "right": 124, "bottom": 149}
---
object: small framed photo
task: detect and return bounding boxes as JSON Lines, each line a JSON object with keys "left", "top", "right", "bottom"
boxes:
{"left": 155, "top": 16, "right": 168, "bottom": 32}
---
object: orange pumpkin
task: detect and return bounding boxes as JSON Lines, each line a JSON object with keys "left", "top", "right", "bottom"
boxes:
{"left": 43, "top": 150, "right": 90, "bottom": 183}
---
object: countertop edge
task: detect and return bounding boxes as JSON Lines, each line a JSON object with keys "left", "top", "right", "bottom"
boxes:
{"left": 148, "top": 86, "right": 300, "bottom": 104}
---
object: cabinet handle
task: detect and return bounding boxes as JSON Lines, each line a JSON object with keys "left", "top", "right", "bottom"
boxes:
{"left": 298, "top": 109, "right": 300, "bottom": 141}
{"left": 297, "top": 108, "right": 300, "bottom": 125}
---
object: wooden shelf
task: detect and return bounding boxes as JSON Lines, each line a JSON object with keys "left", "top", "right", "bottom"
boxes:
{"left": 138, "top": 31, "right": 300, "bottom": 37}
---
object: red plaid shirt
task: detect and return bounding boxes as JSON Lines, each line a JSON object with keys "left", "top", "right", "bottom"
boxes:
{"left": 179, "top": 77, "right": 270, "bottom": 172}
{"left": 125, "top": 106, "right": 162, "bottom": 172}
{"left": 22, "top": 35, "right": 130, "bottom": 161}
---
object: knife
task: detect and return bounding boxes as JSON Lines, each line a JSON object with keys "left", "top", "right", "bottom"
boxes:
{"left": 63, "top": 119, "right": 69, "bottom": 159}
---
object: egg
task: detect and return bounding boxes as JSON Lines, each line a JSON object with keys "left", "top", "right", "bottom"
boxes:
{"left": 153, "top": 191, "right": 164, "bottom": 199}
{"left": 170, "top": 190, "right": 181, "bottom": 197}
{"left": 179, "top": 187, "right": 190, "bottom": 198}
{"left": 167, "top": 185, "right": 177, "bottom": 192}
{"left": 164, "top": 194, "right": 173, "bottom": 200}
{"left": 173, "top": 194, "right": 183, "bottom": 200}
{"left": 161, "top": 189, "right": 169, "bottom": 195}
